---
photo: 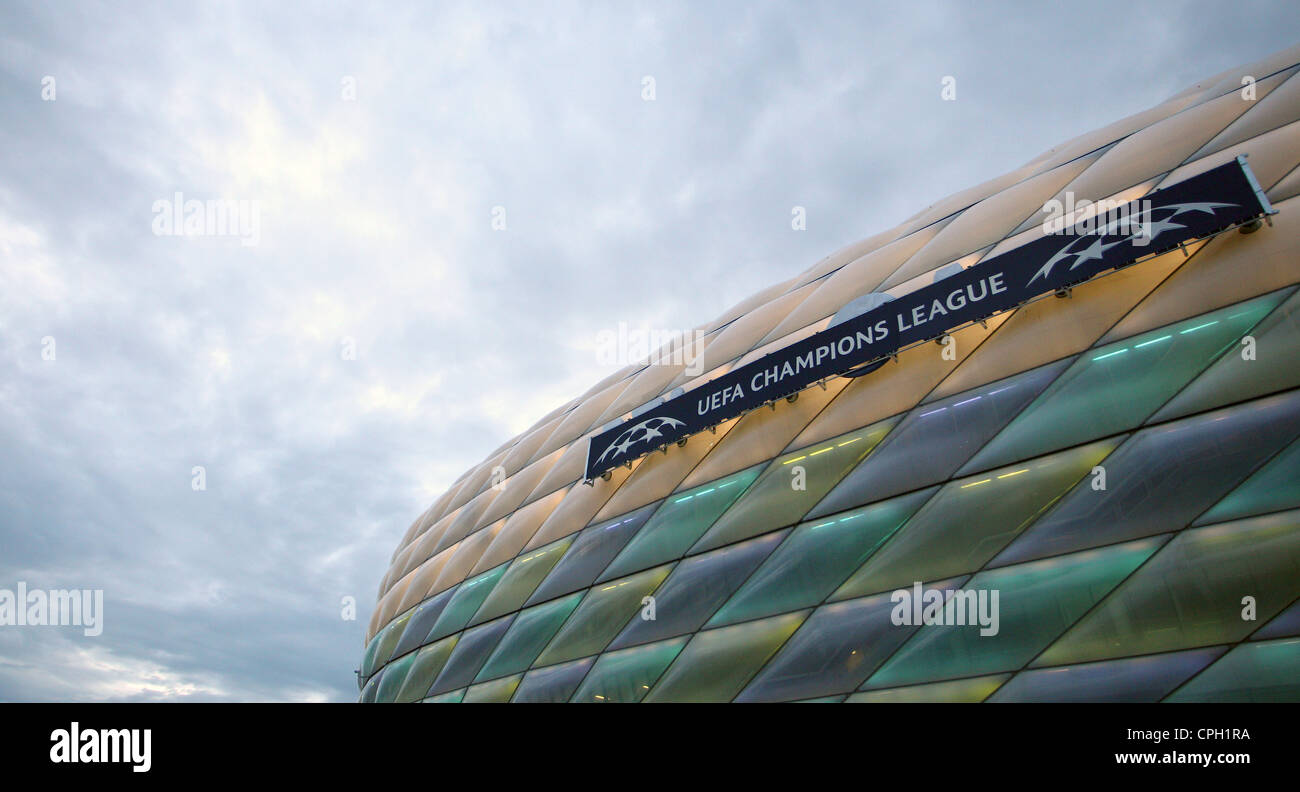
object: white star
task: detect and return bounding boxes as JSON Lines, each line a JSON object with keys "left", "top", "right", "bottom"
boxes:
{"left": 1027, "top": 238, "right": 1086, "bottom": 285}
{"left": 1069, "top": 236, "right": 1128, "bottom": 269}
{"left": 1166, "top": 201, "right": 1235, "bottom": 217}
{"left": 1141, "top": 217, "right": 1186, "bottom": 243}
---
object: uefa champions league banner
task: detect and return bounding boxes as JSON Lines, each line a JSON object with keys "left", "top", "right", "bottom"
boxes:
{"left": 585, "top": 157, "right": 1275, "bottom": 482}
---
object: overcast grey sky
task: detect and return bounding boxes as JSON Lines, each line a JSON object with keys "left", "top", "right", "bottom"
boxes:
{"left": 1, "top": 1, "right": 1297, "bottom": 702}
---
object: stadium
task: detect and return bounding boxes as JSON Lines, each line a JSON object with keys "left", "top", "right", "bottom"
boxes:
{"left": 359, "top": 44, "right": 1300, "bottom": 703}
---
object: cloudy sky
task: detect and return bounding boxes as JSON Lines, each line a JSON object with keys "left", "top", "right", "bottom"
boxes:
{"left": 1, "top": 1, "right": 1297, "bottom": 702}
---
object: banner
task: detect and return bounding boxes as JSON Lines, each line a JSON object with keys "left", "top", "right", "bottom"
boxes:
{"left": 585, "top": 157, "right": 1275, "bottom": 481}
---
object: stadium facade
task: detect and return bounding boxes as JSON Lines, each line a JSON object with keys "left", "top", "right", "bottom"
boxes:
{"left": 359, "top": 45, "right": 1300, "bottom": 703}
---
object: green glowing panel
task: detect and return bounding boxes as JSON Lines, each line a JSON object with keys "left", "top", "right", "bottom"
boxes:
{"left": 865, "top": 536, "right": 1163, "bottom": 688}
{"left": 644, "top": 611, "right": 808, "bottom": 702}
{"left": 1036, "top": 511, "right": 1300, "bottom": 667}
{"left": 835, "top": 439, "right": 1117, "bottom": 599}
{"left": 471, "top": 537, "right": 573, "bottom": 625}
{"left": 610, "top": 531, "right": 786, "bottom": 649}
{"left": 691, "top": 418, "right": 899, "bottom": 554}
{"left": 598, "top": 466, "right": 762, "bottom": 581}
{"left": 989, "top": 647, "right": 1223, "bottom": 703}
{"left": 511, "top": 658, "right": 594, "bottom": 703}
{"left": 360, "top": 630, "right": 384, "bottom": 680}
{"left": 462, "top": 674, "right": 522, "bottom": 703}
{"left": 735, "top": 578, "right": 968, "bottom": 703}
{"left": 709, "top": 488, "right": 934, "bottom": 627}
{"left": 371, "top": 610, "right": 412, "bottom": 674}
{"left": 1166, "top": 638, "right": 1300, "bottom": 702}
{"left": 961, "top": 293, "right": 1286, "bottom": 473}
{"left": 392, "top": 587, "right": 456, "bottom": 658}
{"left": 570, "top": 637, "right": 688, "bottom": 703}
{"left": 395, "top": 635, "right": 459, "bottom": 703}
{"left": 1152, "top": 286, "right": 1300, "bottom": 422}
{"left": 848, "top": 674, "right": 1009, "bottom": 703}
{"left": 534, "top": 564, "right": 673, "bottom": 667}
{"left": 359, "top": 668, "right": 382, "bottom": 703}
{"left": 425, "top": 564, "right": 509, "bottom": 643}
{"left": 475, "top": 593, "right": 582, "bottom": 682}
{"left": 428, "top": 616, "right": 514, "bottom": 694}
{"left": 1197, "top": 436, "right": 1300, "bottom": 527}
{"left": 421, "top": 688, "right": 465, "bottom": 703}
{"left": 994, "top": 391, "right": 1300, "bottom": 566}
{"left": 374, "top": 650, "right": 416, "bottom": 703}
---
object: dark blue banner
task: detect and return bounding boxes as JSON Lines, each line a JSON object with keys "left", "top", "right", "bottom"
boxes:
{"left": 585, "top": 157, "right": 1275, "bottom": 481}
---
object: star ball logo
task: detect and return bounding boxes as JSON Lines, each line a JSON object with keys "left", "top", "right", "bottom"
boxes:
{"left": 1033, "top": 198, "right": 1239, "bottom": 287}
{"left": 595, "top": 416, "right": 686, "bottom": 465}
